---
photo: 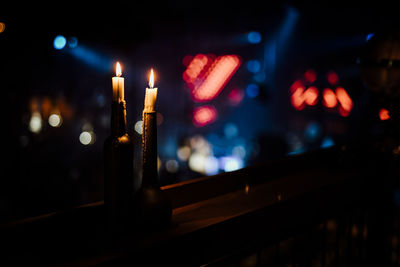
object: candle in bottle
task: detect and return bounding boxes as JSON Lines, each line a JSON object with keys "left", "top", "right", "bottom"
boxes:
{"left": 112, "top": 62, "right": 124, "bottom": 102}
{"left": 144, "top": 69, "right": 158, "bottom": 112}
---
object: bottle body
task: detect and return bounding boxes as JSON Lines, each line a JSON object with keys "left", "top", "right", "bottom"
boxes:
{"left": 132, "top": 111, "right": 172, "bottom": 228}
{"left": 104, "top": 101, "right": 134, "bottom": 229}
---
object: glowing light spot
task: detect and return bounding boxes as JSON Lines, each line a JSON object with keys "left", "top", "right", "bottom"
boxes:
{"left": 193, "top": 105, "right": 217, "bottom": 127}
{"left": 221, "top": 156, "right": 243, "bottom": 172}
{"left": 336, "top": 87, "right": 353, "bottom": 116}
{"left": 0, "top": 22, "right": 5, "bottom": 33}
{"left": 366, "top": 33, "right": 374, "bottom": 42}
{"left": 290, "top": 80, "right": 304, "bottom": 93}
{"left": 79, "top": 131, "right": 92, "bottom": 145}
{"left": 327, "top": 71, "right": 339, "bottom": 85}
{"left": 191, "top": 55, "right": 241, "bottom": 102}
{"left": 304, "top": 69, "right": 317, "bottom": 83}
{"left": 177, "top": 146, "right": 191, "bottom": 161}
{"left": 232, "top": 145, "right": 246, "bottom": 158}
{"left": 48, "top": 113, "right": 62, "bottom": 127}
{"left": 379, "top": 108, "right": 390, "bottom": 121}
{"left": 29, "top": 111, "right": 42, "bottom": 133}
{"left": 224, "top": 122, "right": 238, "bottom": 139}
{"left": 304, "top": 122, "right": 321, "bottom": 142}
{"left": 228, "top": 88, "right": 244, "bottom": 105}
{"left": 245, "top": 84, "right": 259, "bottom": 98}
{"left": 303, "top": 86, "right": 319, "bottom": 106}
{"left": 165, "top": 159, "right": 179, "bottom": 173}
{"left": 53, "top": 35, "right": 66, "bottom": 50}
{"left": 291, "top": 87, "right": 305, "bottom": 110}
{"left": 322, "top": 88, "right": 337, "bottom": 108}
{"left": 247, "top": 31, "right": 262, "bottom": 44}
{"left": 321, "top": 136, "right": 335, "bottom": 148}
{"left": 134, "top": 120, "right": 143, "bottom": 134}
{"left": 68, "top": 36, "right": 78, "bottom": 48}
{"left": 188, "top": 152, "right": 206, "bottom": 174}
{"left": 204, "top": 156, "right": 219, "bottom": 175}
{"left": 246, "top": 59, "right": 261, "bottom": 73}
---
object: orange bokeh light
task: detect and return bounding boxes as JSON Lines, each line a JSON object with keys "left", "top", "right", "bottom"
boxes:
{"left": 303, "top": 86, "right": 319, "bottom": 106}
{"left": 322, "top": 88, "right": 337, "bottom": 108}
{"left": 379, "top": 108, "right": 390, "bottom": 121}
{"left": 336, "top": 87, "right": 353, "bottom": 115}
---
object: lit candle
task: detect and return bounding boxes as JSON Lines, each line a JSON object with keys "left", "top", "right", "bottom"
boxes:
{"left": 144, "top": 69, "right": 158, "bottom": 112}
{"left": 112, "top": 62, "right": 124, "bottom": 102}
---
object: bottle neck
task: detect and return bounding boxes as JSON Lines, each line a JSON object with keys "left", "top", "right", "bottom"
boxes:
{"left": 142, "top": 111, "right": 158, "bottom": 186}
{"left": 110, "top": 100, "right": 127, "bottom": 137}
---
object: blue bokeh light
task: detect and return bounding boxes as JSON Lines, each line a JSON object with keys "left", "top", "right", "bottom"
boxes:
{"left": 68, "top": 36, "right": 78, "bottom": 48}
{"left": 366, "top": 33, "right": 374, "bottom": 42}
{"left": 246, "top": 59, "right": 261, "bottom": 73}
{"left": 245, "top": 84, "right": 260, "bottom": 98}
{"left": 53, "top": 35, "right": 67, "bottom": 50}
{"left": 247, "top": 31, "right": 262, "bottom": 44}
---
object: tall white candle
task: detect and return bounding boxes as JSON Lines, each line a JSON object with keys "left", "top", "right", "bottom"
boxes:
{"left": 112, "top": 62, "right": 124, "bottom": 102}
{"left": 144, "top": 68, "right": 158, "bottom": 112}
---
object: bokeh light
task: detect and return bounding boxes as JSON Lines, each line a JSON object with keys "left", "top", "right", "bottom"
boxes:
{"left": 53, "top": 35, "right": 67, "bottom": 50}
{"left": 247, "top": 31, "right": 262, "bottom": 44}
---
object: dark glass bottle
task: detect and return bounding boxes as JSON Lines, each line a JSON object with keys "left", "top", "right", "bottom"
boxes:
{"left": 132, "top": 111, "right": 172, "bottom": 228}
{"left": 104, "top": 100, "right": 134, "bottom": 229}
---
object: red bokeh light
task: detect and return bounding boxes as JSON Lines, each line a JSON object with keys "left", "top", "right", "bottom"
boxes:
{"left": 327, "top": 71, "right": 339, "bottom": 86}
{"left": 322, "top": 88, "right": 337, "bottom": 108}
{"left": 183, "top": 54, "right": 241, "bottom": 102}
{"left": 191, "top": 55, "right": 241, "bottom": 102}
{"left": 303, "top": 86, "right": 319, "bottom": 106}
{"left": 336, "top": 87, "right": 353, "bottom": 116}
{"left": 291, "top": 87, "right": 305, "bottom": 110}
{"left": 379, "top": 108, "right": 390, "bottom": 121}
{"left": 304, "top": 69, "right": 317, "bottom": 83}
{"left": 193, "top": 105, "right": 217, "bottom": 127}
{"left": 290, "top": 80, "right": 304, "bottom": 94}
{"left": 228, "top": 88, "right": 244, "bottom": 106}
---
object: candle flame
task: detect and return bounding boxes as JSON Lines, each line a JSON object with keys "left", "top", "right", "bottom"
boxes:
{"left": 149, "top": 68, "right": 155, "bottom": 88}
{"left": 116, "top": 62, "right": 122, "bottom": 77}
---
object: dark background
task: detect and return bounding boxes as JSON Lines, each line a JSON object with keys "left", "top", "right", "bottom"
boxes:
{"left": 1, "top": 3, "right": 399, "bottom": 222}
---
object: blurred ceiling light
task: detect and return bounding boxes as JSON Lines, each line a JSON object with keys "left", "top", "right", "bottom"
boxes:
{"left": 193, "top": 105, "right": 217, "bottom": 127}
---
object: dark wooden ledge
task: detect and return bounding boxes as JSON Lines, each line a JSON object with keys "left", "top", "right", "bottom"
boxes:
{"left": 0, "top": 148, "right": 373, "bottom": 266}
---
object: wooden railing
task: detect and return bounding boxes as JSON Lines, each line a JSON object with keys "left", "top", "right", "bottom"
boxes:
{"left": 1, "top": 145, "right": 399, "bottom": 266}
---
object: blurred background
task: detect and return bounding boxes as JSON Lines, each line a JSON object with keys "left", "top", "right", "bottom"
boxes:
{"left": 1, "top": 3, "right": 399, "bottom": 222}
